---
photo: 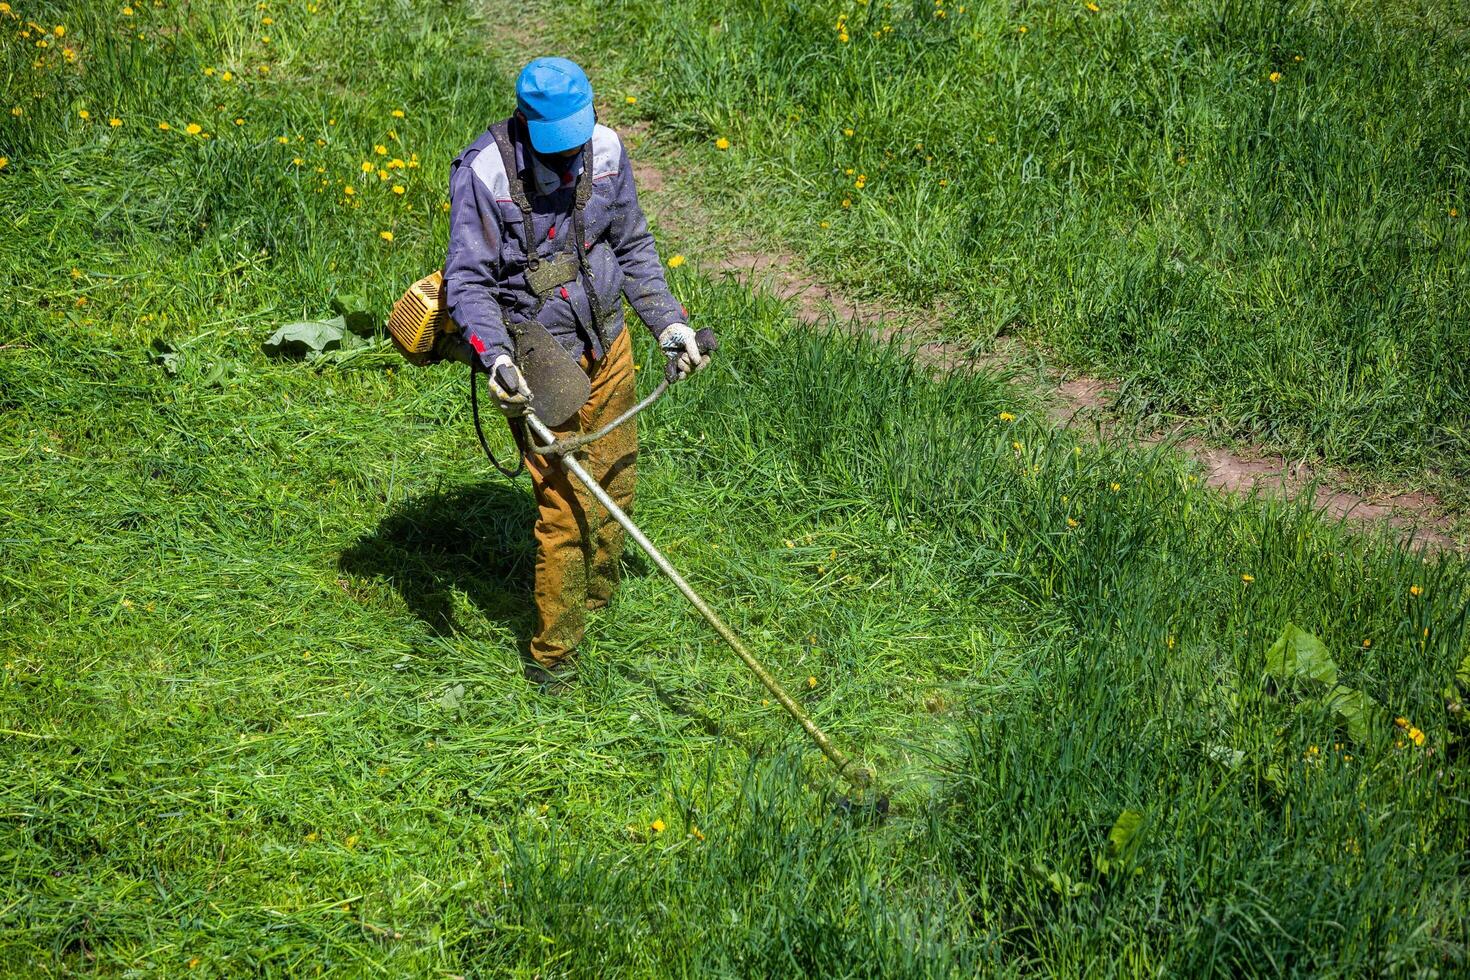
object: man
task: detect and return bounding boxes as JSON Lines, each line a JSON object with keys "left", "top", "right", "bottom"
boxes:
{"left": 443, "top": 57, "right": 711, "bottom": 689}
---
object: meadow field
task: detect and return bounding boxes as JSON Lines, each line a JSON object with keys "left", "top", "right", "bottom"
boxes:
{"left": 2, "top": 0, "right": 1468, "bottom": 975}
{"left": 570, "top": 0, "right": 1470, "bottom": 481}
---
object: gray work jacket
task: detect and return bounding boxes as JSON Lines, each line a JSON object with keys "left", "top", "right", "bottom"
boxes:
{"left": 443, "top": 120, "right": 684, "bottom": 367}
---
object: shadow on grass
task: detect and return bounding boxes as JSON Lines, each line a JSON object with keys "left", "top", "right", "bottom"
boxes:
{"left": 340, "top": 482, "right": 538, "bottom": 641}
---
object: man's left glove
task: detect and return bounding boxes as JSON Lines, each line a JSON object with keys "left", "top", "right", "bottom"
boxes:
{"left": 658, "top": 323, "right": 713, "bottom": 382}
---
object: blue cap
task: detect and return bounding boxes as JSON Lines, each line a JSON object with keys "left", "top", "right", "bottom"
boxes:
{"left": 515, "top": 57, "right": 595, "bottom": 154}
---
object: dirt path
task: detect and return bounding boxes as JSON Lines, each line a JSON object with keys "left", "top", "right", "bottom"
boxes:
{"left": 619, "top": 129, "right": 1462, "bottom": 552}
{"left": 479, "top": 16, "right": 1461, "bottom": 553}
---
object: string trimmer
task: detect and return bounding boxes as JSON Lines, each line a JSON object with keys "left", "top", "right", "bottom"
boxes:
{"left": 388, "top": 273, "right": 876, "bottom": 794}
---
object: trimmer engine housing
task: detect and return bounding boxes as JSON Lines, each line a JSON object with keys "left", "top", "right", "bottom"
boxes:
{"left": 388, "top": 270, "right": 457, "bottom": 365}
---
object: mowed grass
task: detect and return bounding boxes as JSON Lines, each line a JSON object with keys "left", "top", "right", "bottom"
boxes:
{"left": 568, "top": 0, "right": 1470, "bottom": 480}
{"left": 3, "top": 0, "right": 1470, "bottom": 975}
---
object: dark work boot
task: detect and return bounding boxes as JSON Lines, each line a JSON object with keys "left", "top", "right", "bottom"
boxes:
{"left": 523, "top": 658, "right": 577, "bottom": 695}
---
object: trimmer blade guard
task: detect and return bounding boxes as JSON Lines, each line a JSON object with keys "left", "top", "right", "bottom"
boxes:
{"left": 516, "top": 319, "right": 590, "bottom": 429}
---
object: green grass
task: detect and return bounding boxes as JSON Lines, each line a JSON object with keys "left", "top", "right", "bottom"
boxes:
{"left": 3, "top": 0, "right": 1470, "bottom": 975}
{"left": 564, "top": 0, "right": 1470, "bottom": 480}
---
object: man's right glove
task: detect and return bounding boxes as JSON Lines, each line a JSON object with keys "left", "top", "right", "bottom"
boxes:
{"left": 487, "top": 354, "right": 530, "bottom": 417}
{"left": 658, "top": 323, "right": 714, "bottom": 382}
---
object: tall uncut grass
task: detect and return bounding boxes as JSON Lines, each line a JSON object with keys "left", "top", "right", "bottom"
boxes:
{"left": 569, "top": 0, "right": 1470, "bottom": 478}
{"left": 3, "top": 0, "right": 1469, "bottom": 975}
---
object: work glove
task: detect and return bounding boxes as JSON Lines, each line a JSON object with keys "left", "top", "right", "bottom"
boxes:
{"left": 487, "top": 354, "right": 531, "bottom": 417}
{"left": 658, "top": 323, "right": 713, "bottom": 382}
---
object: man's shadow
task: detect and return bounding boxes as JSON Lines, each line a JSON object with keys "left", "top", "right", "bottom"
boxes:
{"left": 339, "top": 482, "right": 539, "bottom": 641}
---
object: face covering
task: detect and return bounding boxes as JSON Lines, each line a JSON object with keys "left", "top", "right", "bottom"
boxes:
{"left": 528, "top": 146, "right": 583, "bottom": 197}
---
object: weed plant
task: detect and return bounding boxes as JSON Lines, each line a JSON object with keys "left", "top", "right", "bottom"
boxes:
{"left": 2, "top": 0, "right": 1469, "bottom": 975}
{"left": 570, "top": 0, "right": 1470, "bottom": 479}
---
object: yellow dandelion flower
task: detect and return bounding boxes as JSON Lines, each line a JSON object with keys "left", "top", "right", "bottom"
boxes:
{"left": 374, "top": 144, "right": 387, "bottom": 155}
{"left": 304, "top": 830, "right": 319, "bottom": 842}
{"left": 1017, "top": 24, "right": 1027, "bottom": 33}
{"left": 841, "top": 198, "right": 852, "bottom": 208}
{"left": 807, "top": 676, "right": 817, "bottom": 688}
{"left": 360, "top": 161, "right": 374, "bottom": 173}
{"left": 260, "top": 34, "right": 270, "bottom": 42}
{"left": 1268, "top": 71, "right": 1281, "bottom": 83}
{"left": 343, "top": 185, "right": 355, "bottom": 195}
{"left": 1086, "top": 1, "right": 1099, "bottom": 10}
{"left": 293, "top": 157, "right": 304, "bottom": 165}
{"left": 221, "top": 70, "right": 232, "bottom": 81}
{"left": 667, "top": 254, "right": 685, "bottom": 268}
{"left": 1011, "top": 441, "right": 1023, "bottom": 451}
{"left": 624, "top": 96, "right": 637, "bottom": 105}
{"left": 157, "top": 120, "right": 170, "bottom": 130}
{"left": 204, "top": 66, "right": 215, "bottom": 76}
{"left": 185, "top": 122, "right": 201, "bottom": 135}
{"left": 261, "top": 15, "right": 272, "bottom": 23}
{"left": 1241, "top": 573, "right": 1254, "bottom": 583}
{"left": 819, "top": 220, "right": 830, "bottom": 228}
{"left": 377, "top": 168, "right": 387, "bottom": 180}
{"left": 1408, "top": 727, "right": 1425, "bottom": 747}
{"left": 234, "top": 117, "right": 244, "bottom": 126}
{"left": 838, "top": 31, "right": 849, "bottom": 41}
{"left": 1409, "top": 584, "right": 1422, "bottom": 597}
{"left": 388, "top": 158, "right": 404, "bottom": 168}
{"left": 1067, "top": 517, "right": 1079, "bottom": 528}
{"left": 54, "top": 23, "right": 64, "bottom": 35}
{"left": 188, "top": 958, "right": 200, "bottom": 969}
{"left": 843, "top": 127, "right": 854, "bottom": 137}
{"left": 392, "top": 184, "right": 404, "bottom": 194}
{"left": 1451, "top": 208, "right": 1460, "bottom": 218}
{"left": 345, "top": 834, "right": 359, "bottom": 849}
{"left": 650, "top": 819, "right": 665, "bottom": 833}
{"left": 690, "top": 826, "right": 705, "bottom": 841}
{"left": 109, "top": 117, "right": 121, "bottom": 127}
{"left": 999, "top": 411, "right": 1015, "bottom": 422}
{"left": 79, "top": 109, "right": 90, "bottom": 120}
{"left": 379, "top": 230, "right": 393, "bottom": 241}
{"left": 715, "top": 137, "right": 730, "bottom": 150}
{"left": 0, "top": 157, "right": 9, "bottom": 170}
{"left": 1109, "top": 481, "right": 1121, "bottom": 492}
{"left": 276, "top": 135, "right": 288, "bottom": 144}
{"left": 0, "top": 4, "right": 11, "bottom": 13}
{"left": 122, "top": 5, "right": 134, "bottom": 14}
{"left": 1166, "top": 635, "right": 1175, "bottom": 649}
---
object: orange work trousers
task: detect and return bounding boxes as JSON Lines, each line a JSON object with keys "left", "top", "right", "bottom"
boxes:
{"left": 522, "top": 327, "right": 637, "bottom": 667}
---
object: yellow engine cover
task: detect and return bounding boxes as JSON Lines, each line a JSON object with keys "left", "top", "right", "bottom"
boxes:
{"left": 389, "top": 270, "right": 458, "bottom": 365}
